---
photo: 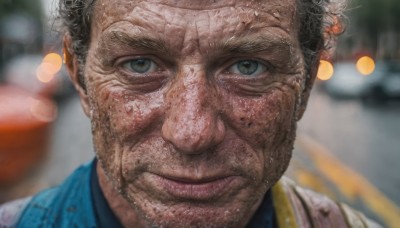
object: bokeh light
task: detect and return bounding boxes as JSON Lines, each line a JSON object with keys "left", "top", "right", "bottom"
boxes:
{"left": 356, "top": 56, "right": 375, "bottom": 76}
{"left": 29, "top": 97, "right": 57, "bottom": 122}
{"left": 317, "top": 60, "right": 334, "bottom": 81}
{"left": 36, "top": 62, "right": 55, "bottom": 83}
{"left": 43, "top": 53, "right": 63, "bottom": 72}
{"left": 36, "top": 53, "right": 63, "bottom": 83}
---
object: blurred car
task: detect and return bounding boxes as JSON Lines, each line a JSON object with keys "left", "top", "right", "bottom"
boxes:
{"left": 324, "top": 60, "right": 400, "bottom": 101}
{"left": 361, "top": 61, "right": 400, "bottom": 101}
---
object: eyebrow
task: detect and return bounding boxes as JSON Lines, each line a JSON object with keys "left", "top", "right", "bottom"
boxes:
{"left": 221, "top": 35, "right": 293, "bottom": 57}
{"left": 100, "top": 31, "right": 171, "bottom": 56}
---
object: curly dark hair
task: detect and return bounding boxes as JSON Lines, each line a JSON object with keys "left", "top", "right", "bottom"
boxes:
{"left": 59, "top": 0, "right": 346, "bottom": 89}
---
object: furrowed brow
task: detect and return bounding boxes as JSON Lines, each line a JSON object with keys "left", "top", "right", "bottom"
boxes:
{"left": 100, "top": 31, "right": 171, "bottom": 55}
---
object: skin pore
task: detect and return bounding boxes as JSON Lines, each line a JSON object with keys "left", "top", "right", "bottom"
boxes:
{"left": 66, "top": 0, "right": 311, "bottom": 227}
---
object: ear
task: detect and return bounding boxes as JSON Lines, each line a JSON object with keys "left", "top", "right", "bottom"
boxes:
{"left": 295, "top": 56, "right": 320, "bottom": 121}
{"left": 63, "top": 35, "right": 91, "bottom": 117}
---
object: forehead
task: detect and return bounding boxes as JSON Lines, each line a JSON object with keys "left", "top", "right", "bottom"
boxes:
{"left": 91, "top": 0, "right": 299, "bottom": 38}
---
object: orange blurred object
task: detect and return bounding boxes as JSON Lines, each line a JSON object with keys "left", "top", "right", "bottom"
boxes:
{"left": 0, "top": 85, "right": 57, "bottom": 185}
{"left": 42, "top": 53, "right": 63, "bottom": 73}
{"left": 36, "top": 53, "right": 63, "bottom": 83}
{"left": 356, "top": 56, "right": 375, "bottom": 76}
{"left": 317, "top": 60, "right": 334, "bottom": 81}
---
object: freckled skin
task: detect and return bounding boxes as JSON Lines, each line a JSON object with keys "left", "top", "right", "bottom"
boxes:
{"left": 67, "top": 0, "right": 313, "bottom": 227}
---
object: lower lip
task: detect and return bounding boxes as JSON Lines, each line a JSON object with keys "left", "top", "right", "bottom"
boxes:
{"left": 149, "top": 174, "right": 238, "bottom": 200}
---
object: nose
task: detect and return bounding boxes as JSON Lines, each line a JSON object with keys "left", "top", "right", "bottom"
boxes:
{"left": 161, "top": 65, "right": 225, "bottom": 154}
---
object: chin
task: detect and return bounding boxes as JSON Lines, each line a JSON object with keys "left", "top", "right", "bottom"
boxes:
{"left": 126, "top": 199, "right": 257, "bottom": 228}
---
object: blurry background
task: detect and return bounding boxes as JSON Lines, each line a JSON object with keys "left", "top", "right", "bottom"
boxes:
{"left": 0, "top": 0, "right": 399, "bottom": 227}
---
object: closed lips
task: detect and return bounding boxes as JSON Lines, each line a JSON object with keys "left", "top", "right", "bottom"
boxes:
{"left": 149, "top": 173, "right": 239, "bottom": 200}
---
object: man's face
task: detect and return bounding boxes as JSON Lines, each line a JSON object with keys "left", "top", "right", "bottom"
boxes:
{"left": 82, "top": 0, "right": 306, "bottom": 226}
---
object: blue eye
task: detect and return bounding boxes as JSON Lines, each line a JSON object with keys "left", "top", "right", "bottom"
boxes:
{"left": 122, "top": 58, "right": 157, "bottom": 74}
{"left": 229, "top": 60, "right": 267, "bottom": 76}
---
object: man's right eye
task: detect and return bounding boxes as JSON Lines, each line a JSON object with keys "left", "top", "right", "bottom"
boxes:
{"left": 121, "top": 58, "right": 158, "bottom": 74}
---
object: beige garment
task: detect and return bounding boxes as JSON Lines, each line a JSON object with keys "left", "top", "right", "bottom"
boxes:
{"left": 272, "top": 177, "right": 382, "bottom": 228}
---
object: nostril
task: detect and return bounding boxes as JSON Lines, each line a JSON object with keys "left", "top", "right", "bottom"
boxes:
{"left": 162, "top": 128, "right": 206, "bottom": 154}
{"left": 161, "top": 113, "right": 225, "bottom": 155}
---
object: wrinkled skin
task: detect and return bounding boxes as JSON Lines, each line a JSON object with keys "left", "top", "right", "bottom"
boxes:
{"left": 66, "top": 0, "right": 312, "bottom": 227}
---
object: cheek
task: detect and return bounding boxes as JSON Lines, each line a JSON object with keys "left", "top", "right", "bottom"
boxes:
{"left": 223, "top": 89, "right": 297, "bottom": 151}
{"left": 222, "top": 88, "right": 297, "bottom": 186}
{"left": 88, "top": 86, "right": 165, "bottom": 185}
{"left": 93, "top": 88, "right": 165, "bottom": 136}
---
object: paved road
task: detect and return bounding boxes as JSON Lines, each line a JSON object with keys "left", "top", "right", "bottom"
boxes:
{"left": 42, "top": 96, "right": 94, "bottom": 186}
{"left": 298, "top": 86, "right": 400, "bottom": 207}
{"left": 292, "top": 86, "right": 400, "bottom": 227}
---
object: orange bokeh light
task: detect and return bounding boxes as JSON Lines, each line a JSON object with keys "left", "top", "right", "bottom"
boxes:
{"left": 356, "top": 56, "right": 375, "bottom": 76}
{"left": 43, "top": 53, "right": 63, "bottom": 73}
{"left": 36, "top": 53, "right": 63, "bottom": 83}
{"left": 36, "top": 62, "right": 55, "bottom": 83}
{"left": 317, "top": 60, "right": 334, "bottom": 81}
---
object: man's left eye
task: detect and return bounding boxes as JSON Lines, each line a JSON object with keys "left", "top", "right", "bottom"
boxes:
{"left": 228, "top": 60, "right": 267, "bottom": 76}
{"left": 122, "top": 58, "right": 158, "bottom": 74}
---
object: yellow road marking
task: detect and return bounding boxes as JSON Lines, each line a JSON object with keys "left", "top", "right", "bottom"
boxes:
{"left": 296, "top": 134, "right": 400, "bottom": 228}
